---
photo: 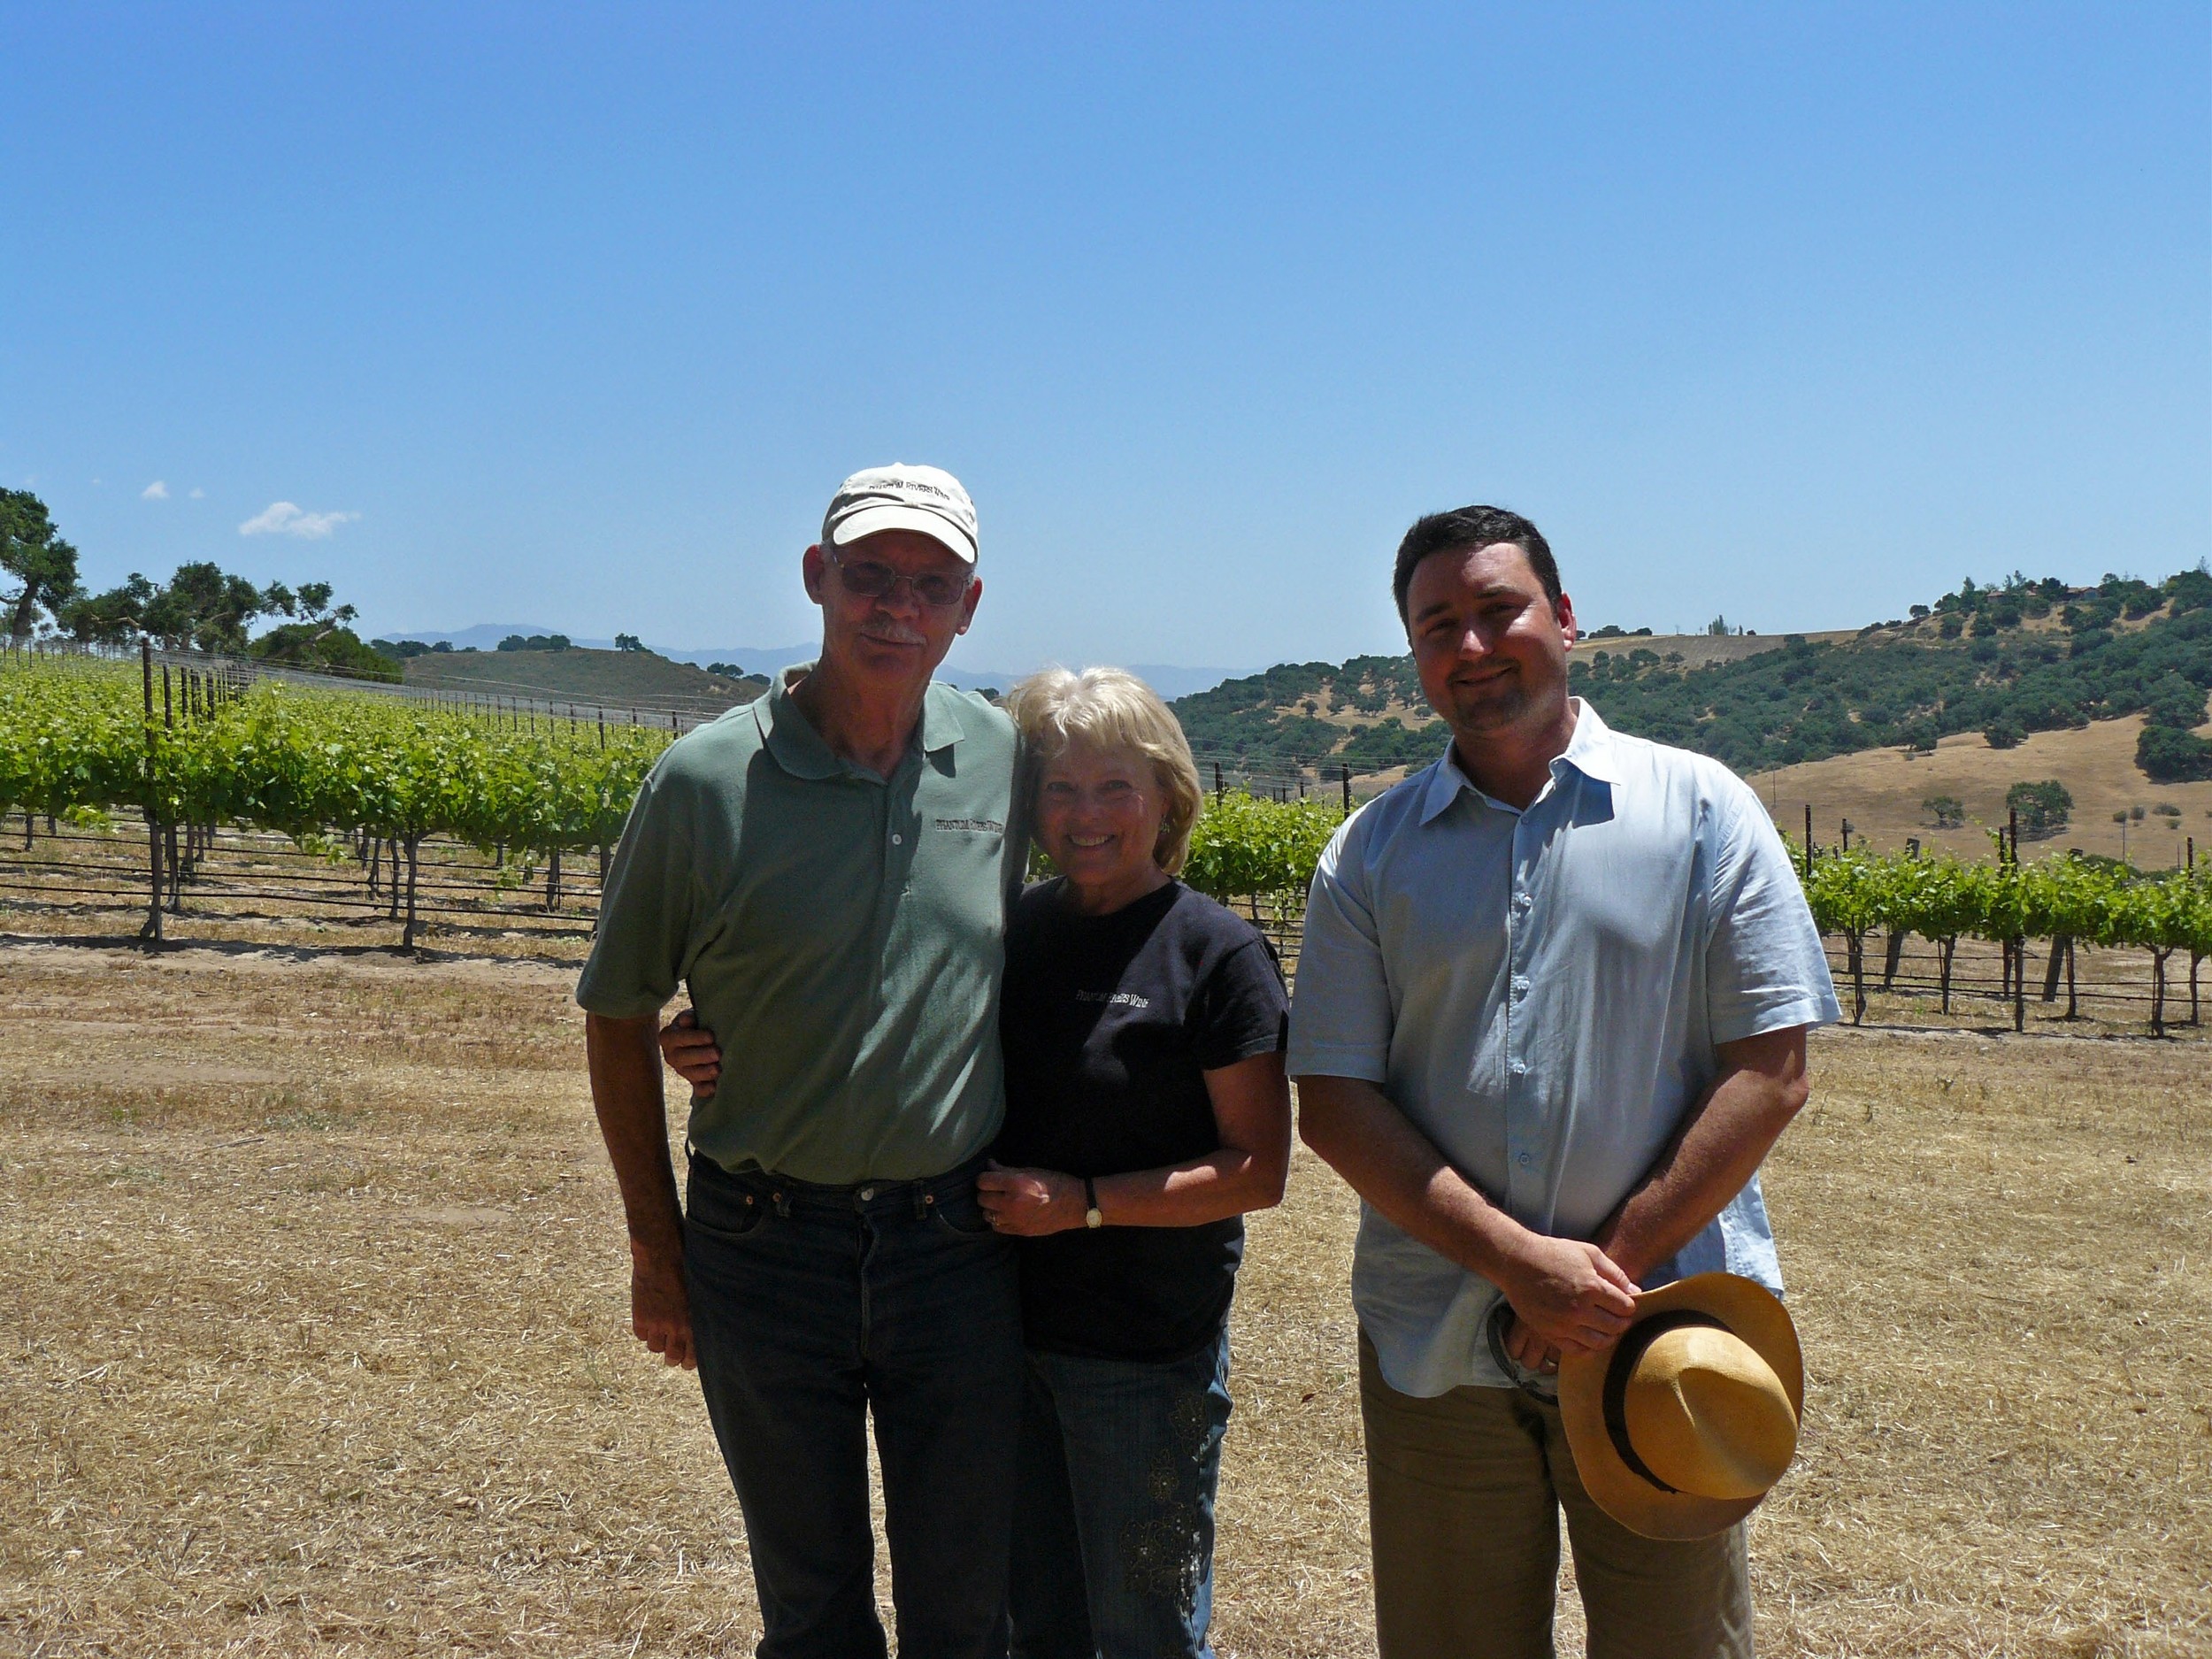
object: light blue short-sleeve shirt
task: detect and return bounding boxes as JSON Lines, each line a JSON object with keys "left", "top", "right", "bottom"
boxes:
{"left": 1287, "top": 700, "right": 1840, "bottom": 1397}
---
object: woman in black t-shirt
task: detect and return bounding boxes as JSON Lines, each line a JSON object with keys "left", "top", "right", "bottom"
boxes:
{"left": 978, "top": 667, "right": 1290, "bottom": 1659}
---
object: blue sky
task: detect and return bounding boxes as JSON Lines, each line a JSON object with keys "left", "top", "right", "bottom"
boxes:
{"left": 4, "top": 3, "right": 2206, "bottom": 678}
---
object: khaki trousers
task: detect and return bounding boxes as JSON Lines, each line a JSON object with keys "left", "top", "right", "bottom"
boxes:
{"left": 1359, "top": 1331, "right": 1752, "bottom": 1659}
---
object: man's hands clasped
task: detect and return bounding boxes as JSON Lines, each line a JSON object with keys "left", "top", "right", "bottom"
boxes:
{"left": 1494, "top": 1232, "right": 1639, "bottom": 1375}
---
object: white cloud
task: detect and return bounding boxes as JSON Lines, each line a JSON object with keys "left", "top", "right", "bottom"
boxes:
{"left": 239, "top": 501, "right": 358, "bottom": 539}
{"left": 188, "top": 487, "right": 204, "bottom": 499}
{"left": 142, "top": 480, "right": 169, "bottom": 500}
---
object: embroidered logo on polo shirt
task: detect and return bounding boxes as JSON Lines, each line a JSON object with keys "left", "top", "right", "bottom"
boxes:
{"left": 932, "top": 818, "right": 1004, "bottom": 833}
{"left": 1074, "top": 990, "right": 1150, "bottom": 1008}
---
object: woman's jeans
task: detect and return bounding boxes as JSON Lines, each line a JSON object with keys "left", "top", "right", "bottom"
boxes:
{"left": 1009, "top": 1327, "right": 1234, "bottom": 1659}
{"left": 684, "top": 1152, "right": 1026, "bottom": 1659}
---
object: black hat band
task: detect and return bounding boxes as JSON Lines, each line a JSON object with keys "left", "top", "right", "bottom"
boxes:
{"left": 1599, "top": 1310, "right": 1731, "bottom": 1494}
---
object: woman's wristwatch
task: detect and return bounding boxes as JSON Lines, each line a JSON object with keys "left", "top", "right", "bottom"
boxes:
{"left": 1082, "top": 1176, "right": 1103, "bottom": 1229}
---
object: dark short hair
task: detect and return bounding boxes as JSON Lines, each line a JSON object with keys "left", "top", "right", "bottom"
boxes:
{"left": 1392, "top": 505, "right": 1559, "bottom": 620}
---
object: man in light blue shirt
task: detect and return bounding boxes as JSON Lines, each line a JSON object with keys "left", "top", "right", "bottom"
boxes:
{"left": 1292, "top": 505, "right": 1839, "bottom": 1659}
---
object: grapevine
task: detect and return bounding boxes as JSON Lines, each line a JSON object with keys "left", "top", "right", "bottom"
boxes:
{"left": 5, "top": 653, "right": 2207, "bottom": 1032}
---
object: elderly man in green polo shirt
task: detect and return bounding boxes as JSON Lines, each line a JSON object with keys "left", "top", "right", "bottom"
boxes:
{"left": 579, "top": 464, "right": 1028, "bottom": 1659}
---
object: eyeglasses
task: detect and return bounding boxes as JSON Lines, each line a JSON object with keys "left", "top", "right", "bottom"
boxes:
{"left": 829, "top": 550, "right": 973, "bottom": 609}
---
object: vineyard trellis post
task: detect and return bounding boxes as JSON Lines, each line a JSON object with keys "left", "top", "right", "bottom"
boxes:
{"left": 401, "top": 836, "right": 422, "bottom": 952}
{"left": 1340, "top": 764, "right": 1352, "bottom": 814}
{"left": 2190, "top": 837, "right": 2201, "bottom": 1027}
{"left": 138, "top": 638, "right": 164, "bottom": 948}
{"left": 163, "top": 665, "right": 183, "bottom": 914}
{"left": 2009, "top": 810, "right": 2024, "bottom": 1033}
{"left": 1884, "top": 838, "right": 1918, "bottom": 989}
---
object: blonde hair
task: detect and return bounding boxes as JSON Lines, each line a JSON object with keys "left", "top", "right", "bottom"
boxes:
{"left": 1004, "top": 666, "right": 1205, "bottom": 876}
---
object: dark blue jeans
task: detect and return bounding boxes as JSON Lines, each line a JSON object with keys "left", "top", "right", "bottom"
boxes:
{"left": 1008, "top": 1327, "right": 1234, "bottom": 1659}
{"left": 685, "top": 1153, "right": 1025, "bottom": 1659}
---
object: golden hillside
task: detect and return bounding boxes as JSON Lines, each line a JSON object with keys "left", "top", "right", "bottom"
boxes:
{"left": 1748, "top": 710, "right": 2212, "bottom": 865}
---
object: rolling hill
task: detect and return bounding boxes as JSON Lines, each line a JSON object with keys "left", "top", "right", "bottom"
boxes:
{"left": 1168, "top": 569, "right": 2212, "bottom": 787}
{"left": 1751, "top": 711, "right": 2212, "bottom": 864}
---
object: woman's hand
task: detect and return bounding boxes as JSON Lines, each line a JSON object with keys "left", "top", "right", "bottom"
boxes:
{"left": 975, "top": 1160, "right": 1087, "bottom": 1235}
{"left": 658, "top": 1007, "right": 723, "bottom": 1101}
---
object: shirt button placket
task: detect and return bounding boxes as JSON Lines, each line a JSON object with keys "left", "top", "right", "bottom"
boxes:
{"left": 1505, "top": 830, "right": 1535, "bottom": 1207}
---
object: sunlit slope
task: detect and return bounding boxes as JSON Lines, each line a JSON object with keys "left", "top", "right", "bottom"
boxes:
{"left": 1169, "top": 572, "right": 2211, "bottom": 783}
{"left": 1751, "top": 712, "right": 2212, "bottom": 864}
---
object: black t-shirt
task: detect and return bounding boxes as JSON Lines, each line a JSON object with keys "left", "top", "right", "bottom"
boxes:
{"left": 994, "top": 878, "right": 1289, "bottom": 1362}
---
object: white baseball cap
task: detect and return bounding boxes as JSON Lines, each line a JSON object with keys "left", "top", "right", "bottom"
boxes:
{"left": 821, "top": 464, "right": 979, "bottom": 565}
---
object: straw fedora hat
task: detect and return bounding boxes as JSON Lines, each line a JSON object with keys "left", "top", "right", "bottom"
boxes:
{"left": 1558, "top": 1271, "right": 1804, "bottom": 1541}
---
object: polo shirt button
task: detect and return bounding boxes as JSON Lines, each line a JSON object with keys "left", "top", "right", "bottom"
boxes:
{"left": 891, "top": 833, "right": 902, "bottom": 846}
{"left": 1517, "top": 1152, "right": 1532, "bottom": 1168}
{"left": 858, "top": 1187, "right": 876, "bottom": 1202}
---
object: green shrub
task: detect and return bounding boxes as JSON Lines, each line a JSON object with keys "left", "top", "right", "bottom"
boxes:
{"left": 2005, "top": 780, "right": 2072, "bottom": 841}
{"left": 2138, "top": 724, "right": 2212, "bottom": 783}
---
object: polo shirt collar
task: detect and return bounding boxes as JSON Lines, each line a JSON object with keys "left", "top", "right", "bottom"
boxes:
{"left": 1417, "top": 697, "right": 1623, "bottom": 825}
{"left": 754, "top": 664, "right": 967, "bottom": 780}
{"left": 919, "top": 682, "right": 968, "bottom": 754}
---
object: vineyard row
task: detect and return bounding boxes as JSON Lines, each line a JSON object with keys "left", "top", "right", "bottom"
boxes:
{"left": 3, "top": 649, "right": 2205, "bottom": 1033}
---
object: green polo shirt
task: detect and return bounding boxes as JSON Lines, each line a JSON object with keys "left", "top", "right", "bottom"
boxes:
{"left": 576, "top": 668, "right": 1024, "bottom": 1183}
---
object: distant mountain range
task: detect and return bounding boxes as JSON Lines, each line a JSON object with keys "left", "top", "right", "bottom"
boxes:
{"left": 378, "top": 623, "right": 1252, "bottom": 701}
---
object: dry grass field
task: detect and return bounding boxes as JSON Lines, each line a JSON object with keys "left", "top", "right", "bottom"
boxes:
{"left": 1748, "top": 714, "right": 2212, "bottom": 865}
{"left": 2, "top": 944, "right": 2206, "bottom": 1657}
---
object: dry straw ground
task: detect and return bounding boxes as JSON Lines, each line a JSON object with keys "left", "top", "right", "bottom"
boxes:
{"left": 2, "top": 944, "right": 2206, "bottom": 1657}
{"left": 1749, "top": 714, "right": 2212, "bottom": 865}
